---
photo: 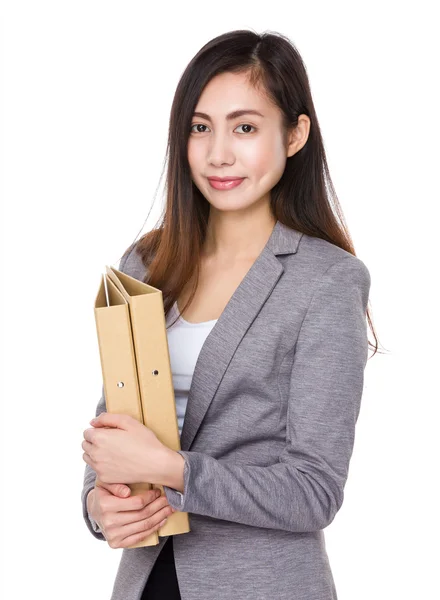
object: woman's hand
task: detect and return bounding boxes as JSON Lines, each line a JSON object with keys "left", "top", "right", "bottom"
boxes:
{"left": 82, "top": 413, "right": 170, "bottom": 484}
{"left": 88, "top": 483, "right": 176, "bottom": 549}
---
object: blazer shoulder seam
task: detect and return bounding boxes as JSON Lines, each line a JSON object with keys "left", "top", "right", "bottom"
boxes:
{"left": 294, "top": 255, "right": 357, "bottom": 343}
{"left": 119, "top": 240, "right": 138, "bottom": 273}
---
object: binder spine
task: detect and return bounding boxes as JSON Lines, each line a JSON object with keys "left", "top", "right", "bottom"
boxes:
{"left": 93, "top": 275, "right": 159, "bottom": 547}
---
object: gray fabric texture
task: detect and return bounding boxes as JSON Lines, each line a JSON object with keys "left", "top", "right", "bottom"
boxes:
{"left": 81, "top": 220, "right": 371, "bottom": 600}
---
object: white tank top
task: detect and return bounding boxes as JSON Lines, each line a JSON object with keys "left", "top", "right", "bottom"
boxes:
{"left": 165, "top": 301, "right": 218, "bottom": 438}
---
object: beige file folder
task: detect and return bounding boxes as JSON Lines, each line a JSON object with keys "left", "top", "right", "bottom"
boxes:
{"left": 93, "top": 267, "right": 190, "bottom": 548}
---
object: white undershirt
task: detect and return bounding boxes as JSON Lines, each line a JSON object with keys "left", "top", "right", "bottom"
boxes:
{"left": 166, "top": 301, "right": 218, "bottom": 438}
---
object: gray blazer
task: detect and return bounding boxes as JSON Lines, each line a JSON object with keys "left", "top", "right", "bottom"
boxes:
{"left": 81, "top": 219, "right": 371, "bottom": 600}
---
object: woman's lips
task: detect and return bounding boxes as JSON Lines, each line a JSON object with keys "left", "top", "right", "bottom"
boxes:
{"left": 207, "top": 178, "right": 245, "bottom": 190}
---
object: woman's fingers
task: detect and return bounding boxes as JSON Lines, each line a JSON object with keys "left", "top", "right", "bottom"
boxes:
{"left": 92, "top": 486, "right": 176, "bottom": 549}
{"left": 106, "top": 502, "right": 174, "bottom": 549}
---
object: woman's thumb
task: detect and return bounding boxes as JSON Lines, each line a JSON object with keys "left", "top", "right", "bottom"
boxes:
{"left": 100, "top": 482, "right": 131, "bottom": 497}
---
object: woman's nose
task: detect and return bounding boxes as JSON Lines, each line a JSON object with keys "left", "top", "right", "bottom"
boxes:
{"left": 207, "top": 136, "right": 235, "bottom": 166}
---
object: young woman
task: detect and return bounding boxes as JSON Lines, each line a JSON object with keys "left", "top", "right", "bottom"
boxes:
{"left": 81, "top": 29, "right": 380, "bottom": 600}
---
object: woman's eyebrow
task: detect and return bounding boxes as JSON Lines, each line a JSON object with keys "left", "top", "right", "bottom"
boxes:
{"left": 192, "top": 109, "right": 265, "bottom": 122}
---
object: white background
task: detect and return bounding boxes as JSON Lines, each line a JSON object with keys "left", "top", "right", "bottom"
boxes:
{"left": 1, "top": 1, "right": 439, "bottom": 599}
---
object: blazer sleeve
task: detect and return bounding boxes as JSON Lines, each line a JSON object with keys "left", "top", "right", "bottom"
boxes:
{"left": 80, "top": 244, "right": 135, "bottom": 540}
{"left": 163, "top": 256, "right": 371, "bottom": 533}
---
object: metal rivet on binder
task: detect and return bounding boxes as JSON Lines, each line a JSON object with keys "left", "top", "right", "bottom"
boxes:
{"left": 152, "top": 370, "right": 159, "bottom": 376}
{"left": 117, "top": 381, "right": 125, "bottom": 388}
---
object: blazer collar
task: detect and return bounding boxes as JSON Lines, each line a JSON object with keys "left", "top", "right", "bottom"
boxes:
{"left": 266, "top": 218, "right": 304, "bottom": 256}
{"left": 179, "top": 219, "right": 303, "bottom": 451}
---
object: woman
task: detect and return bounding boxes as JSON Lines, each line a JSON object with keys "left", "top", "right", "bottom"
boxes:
{"left": 81, "top": 29, "right": 380, "bottom": 600}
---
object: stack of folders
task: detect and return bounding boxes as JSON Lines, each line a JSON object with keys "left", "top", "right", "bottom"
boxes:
{"left": 93, "top": 265, "right": 191, "bottom": 548}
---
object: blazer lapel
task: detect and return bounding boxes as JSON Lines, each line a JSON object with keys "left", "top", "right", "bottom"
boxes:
{"left": 179, "top": 220, "right": 303, "bottom": 451}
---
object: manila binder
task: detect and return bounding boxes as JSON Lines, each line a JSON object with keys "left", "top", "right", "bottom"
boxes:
{"left": 93, "top": 267, "right": 191, "bottom": 548}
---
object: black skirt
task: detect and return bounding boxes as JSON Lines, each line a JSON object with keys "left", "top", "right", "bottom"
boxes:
{"left": 141, "top": 536, "right": 182, "bottom": 599}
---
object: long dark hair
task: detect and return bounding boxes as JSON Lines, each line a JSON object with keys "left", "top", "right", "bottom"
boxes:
{"left": 124, "top": 29, "right": 382, "bottom": 358}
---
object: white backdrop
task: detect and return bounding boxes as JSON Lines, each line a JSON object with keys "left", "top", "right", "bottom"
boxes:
{"left": 1, "top": 1, "right": 439, "bottom": 599}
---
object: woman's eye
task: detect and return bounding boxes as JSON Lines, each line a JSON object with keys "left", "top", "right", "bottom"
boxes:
{"left": 190, "top": 124, "right": 210, "bottom": 133}
{"left": 190, "top": 123, "right": 256, "bottom": 134}
{"left": 235, "top": 124, "right": 256, "bottom": 134}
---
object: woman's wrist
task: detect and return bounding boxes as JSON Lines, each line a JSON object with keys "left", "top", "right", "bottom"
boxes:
{"left": 158, "top": 447, "right": 185, "bottom": 492}
{"left": 86, "top": 488, "right": 95, "bottom": 515}
{"left": 86, "top": 488, "right": 102, "bottom": 533}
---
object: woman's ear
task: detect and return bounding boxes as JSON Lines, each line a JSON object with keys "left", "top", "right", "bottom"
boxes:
{"left": 286, "top": 114, "right": 311, "bottom": 158}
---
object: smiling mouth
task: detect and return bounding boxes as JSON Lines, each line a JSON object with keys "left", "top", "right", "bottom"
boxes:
{"left": 207, "top": 177, "right": 245, "bottom": 182}
{"left": 207, "top": 178, "right": 245, "bottom": 190}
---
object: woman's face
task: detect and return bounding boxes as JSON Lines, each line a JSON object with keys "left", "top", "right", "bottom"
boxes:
{"left": 187, "top": 71, "right": 307, "bottom": 216}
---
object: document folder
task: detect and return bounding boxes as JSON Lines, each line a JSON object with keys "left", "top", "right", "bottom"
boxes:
{"left": 93, "top": 266, "right": 191, "bottom": 548}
